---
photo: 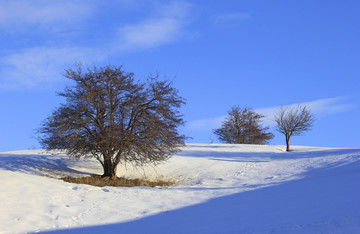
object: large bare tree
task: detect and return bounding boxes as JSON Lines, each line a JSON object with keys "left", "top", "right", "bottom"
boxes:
{"left": 274, "top": 105, "right": 315, "bottom": 152}
{"left": 38, "top": 64, "right": 186, "bottom": 178}
{"left": 213, "top": 106, "right": 274, "bottom": 144}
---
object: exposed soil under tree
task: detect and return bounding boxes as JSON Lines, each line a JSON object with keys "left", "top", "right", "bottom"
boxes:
{"left": 61, "top": 175, "right": 175, "bottom": 187}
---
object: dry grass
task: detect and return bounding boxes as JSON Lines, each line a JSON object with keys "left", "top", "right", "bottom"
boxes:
{"left": 61, "top": 175, "right": 175, "bottom": 187}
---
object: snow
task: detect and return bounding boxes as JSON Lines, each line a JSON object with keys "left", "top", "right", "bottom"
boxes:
{"left": 1, "top": 144, "right": 360, "bottom": 233}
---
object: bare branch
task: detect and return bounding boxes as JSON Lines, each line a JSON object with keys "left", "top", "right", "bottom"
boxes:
{"left": 274, "top": 105, "right": 315, "bottom": 151}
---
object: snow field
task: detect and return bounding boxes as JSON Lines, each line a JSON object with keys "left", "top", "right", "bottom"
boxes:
{"left": 0, "top": 144, "right": 360, "bottom": 233}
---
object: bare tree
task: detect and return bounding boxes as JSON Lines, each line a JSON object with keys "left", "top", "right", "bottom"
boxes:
{"left": 274, "top": 105, "right": 315, "bottom": 152}
{"left": 38, "top": 64, "right": 186, "bottom": 178}
{"left": 213, "top": 106, "right": 274, "bottom": 144}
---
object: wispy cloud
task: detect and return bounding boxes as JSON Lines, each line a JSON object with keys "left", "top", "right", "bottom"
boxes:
{"left": 0, "top": 47, "right": 103, "bottom": 89}
{"left": 301, "top": 97, "right": 355, "bottom": 115}
{"left": 0, "top": 1, "right": 194, "bottom": 89}
{"left": 0, "top": 0, "right": 98, "bottom": 89}
{"left": 257, "top": 97, "right": 356, "bottom": 126}
{"left": 0, "top": 0, "right": 93, "bottom": 32}
{"left": 117, "top": 18, "right": 182, "bottom": 50}
{"left": 187, "top": 97, "right": 356, "bottom": 132}
{"left": 115, "top": 1, "right": 192, "bottom": 50}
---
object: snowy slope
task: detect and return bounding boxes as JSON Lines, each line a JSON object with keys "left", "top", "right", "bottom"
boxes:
{"left": 1, "top": 144, "right": 360, "bottom": 233}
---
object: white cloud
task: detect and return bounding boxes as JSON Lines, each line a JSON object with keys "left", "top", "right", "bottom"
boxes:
{"left": 187, "top": 97, "right": 356, "bottom": 132}
{"left": 0, "top": 47, "right": 103, "bottom": 89}
{"left": 300, "top": 97, "right": 355, "bottom": 115}
{"left": 117, "top": 18, "right": 182, "bottom": 49}
{"left": 115, "top": 1, "right": 192, "bottom": 50}
{"left": 0, "top": 0, "right": 92, "bottom": 32}
{"left": 257, "top": 97, "right": 356, "bottom": 126}
{"left": 0, "top": 1, "right": 194, "bottom": 89}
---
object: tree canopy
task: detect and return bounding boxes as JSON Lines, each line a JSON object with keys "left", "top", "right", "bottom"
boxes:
{"left": 213, "top": 106, "right": 273, "bottom": 144}
{"left": 274, "top": 105, "right": 315, "bottom": 151}
{"left": 38, "top": 64, "right": 186, "bottom": 178}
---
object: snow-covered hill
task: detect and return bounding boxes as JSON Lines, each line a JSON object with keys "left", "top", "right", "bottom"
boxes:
{"left": 1, "top": 144, "right": 360, "bottom": 233}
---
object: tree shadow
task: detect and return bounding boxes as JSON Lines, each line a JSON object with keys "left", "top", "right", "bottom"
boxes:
{"left": 0, "top": 152, "right": 92, "bottom": 178}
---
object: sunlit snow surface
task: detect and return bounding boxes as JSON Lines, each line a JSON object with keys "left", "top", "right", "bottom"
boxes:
{"left": 1, "top": 144, "right": 360, "bottom": 233}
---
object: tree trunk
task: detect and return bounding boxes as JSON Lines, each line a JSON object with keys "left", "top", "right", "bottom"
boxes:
{"left": 102, "top": 157, "right": 117, "bottom": 178}
{"left": 286, "top": 135, "right": 291, "bottom": 152}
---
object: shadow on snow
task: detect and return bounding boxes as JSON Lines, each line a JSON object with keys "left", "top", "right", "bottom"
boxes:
{"left": 42, "top": 160, "right": 360, "bottom": 234}
{"left": 0, "top": 153, "right": 91, "bottom": 178}
{"left": 176, "top": 147, "right": 360, "bottom": 163}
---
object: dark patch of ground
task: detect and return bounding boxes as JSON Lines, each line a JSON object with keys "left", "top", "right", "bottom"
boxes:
{"left": 61, "top": 175, "right": 175, "bottom": 187}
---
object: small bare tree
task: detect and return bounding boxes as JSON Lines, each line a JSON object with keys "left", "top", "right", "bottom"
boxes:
{"left": 213, "top": 106, "right": 274, "bottom": 144}
{"left": 274, "top": 105, "right": 315, "bottom": 152}
{"left": 38, "top": 64, "right": 186, "bottom": 178}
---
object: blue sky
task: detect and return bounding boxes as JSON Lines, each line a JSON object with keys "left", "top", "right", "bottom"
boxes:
{"left": 0, "top": 0, "right": 359, "bottom": 151}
